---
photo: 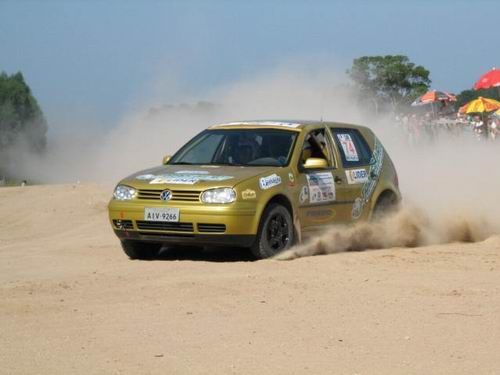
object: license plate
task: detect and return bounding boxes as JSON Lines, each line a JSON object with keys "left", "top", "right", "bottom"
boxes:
{"left": 144, "top": 207, "right": 180, "bottom": 222}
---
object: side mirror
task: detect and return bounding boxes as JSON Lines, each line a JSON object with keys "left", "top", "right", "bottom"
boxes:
{"left": 303, "top": 157, "right": 328, "bottom": 169}
{"left": 162, "top": 155, "right": 172, "bottom": 165}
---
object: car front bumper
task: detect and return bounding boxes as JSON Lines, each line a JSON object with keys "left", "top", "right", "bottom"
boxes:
{"left": 108, "top": 199, "right": 260, "bottom": 248}
{"left": 112, "top": 229, "right": 255, "bottom": 248}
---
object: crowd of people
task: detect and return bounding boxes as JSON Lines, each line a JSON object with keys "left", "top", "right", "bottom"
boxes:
{"left": 395, "top": 110, "right": 500, "bottom": 145}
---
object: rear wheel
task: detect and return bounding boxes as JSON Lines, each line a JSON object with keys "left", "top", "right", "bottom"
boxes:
{"left": 120, "top": 240, "right": 161, "bottom": 260}
{"left": 251, "top": 203, "right": 294, "bottom": 259}
{"left": 372, "top": 193, "right": 399, "bottom": 220}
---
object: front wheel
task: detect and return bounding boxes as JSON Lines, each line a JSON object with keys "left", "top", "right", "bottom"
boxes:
{"left": 120, "top": 240, "right": 161, "bottom": 260}
{"left": 251, "top": 204, "right": 294, "bottom": 259}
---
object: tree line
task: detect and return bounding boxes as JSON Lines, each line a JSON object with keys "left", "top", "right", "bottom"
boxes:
{"left": 0, "top": 71, "right": 48, "bottom": 179}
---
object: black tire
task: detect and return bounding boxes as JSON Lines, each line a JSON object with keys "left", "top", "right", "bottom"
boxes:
{"left": 251, "top": 203, "right": 294, "bottom": 259}
{"left": 120, "top": 240, "right": 161, "bottom": 260}
{"left": 372, "top": 193, "right": 399, "bottom": 220}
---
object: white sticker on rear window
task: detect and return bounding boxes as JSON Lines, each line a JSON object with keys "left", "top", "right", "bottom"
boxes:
{"left": 306, "top": 172, "right": 336, "bottom": 204}
{"left": 337, "top": 134, "right": 359, "bottom": 162}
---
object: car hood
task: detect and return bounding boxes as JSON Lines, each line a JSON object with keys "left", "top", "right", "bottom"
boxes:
{"left": 120, "top": 164, "right": 278, "bottom": 190}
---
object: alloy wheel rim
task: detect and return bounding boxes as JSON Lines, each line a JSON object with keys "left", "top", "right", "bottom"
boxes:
{"left": 266, "top": 213, "right": 290, "bottom": 250}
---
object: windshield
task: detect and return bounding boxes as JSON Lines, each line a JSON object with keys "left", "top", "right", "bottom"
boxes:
{"left": 170, "top": 129, "right": 298, "bottom": 167}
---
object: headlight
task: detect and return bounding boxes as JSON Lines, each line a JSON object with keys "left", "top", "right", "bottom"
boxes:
{"left": 201, "top": 188, "right": 236, "bottom": 204}
{"left": 113, "top": 185, "right": 137, "bottom": 200}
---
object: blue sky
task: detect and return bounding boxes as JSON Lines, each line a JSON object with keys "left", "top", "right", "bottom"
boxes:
{"left": 1, "top": 0, "right": 498, "bottom": 129}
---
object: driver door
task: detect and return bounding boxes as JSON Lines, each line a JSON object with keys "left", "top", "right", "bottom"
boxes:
{"left": 296, "top": 127, "right": 339, "bottom": 231}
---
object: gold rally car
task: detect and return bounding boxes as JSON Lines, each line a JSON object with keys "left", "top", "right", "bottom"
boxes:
{"left": 109, "top": 120, "right": 400, "bottom": 259}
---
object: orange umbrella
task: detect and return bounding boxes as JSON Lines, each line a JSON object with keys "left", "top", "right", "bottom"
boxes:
{"left": 420, "top": 90, "right": 456, "bottom": 103}
{"left": 411, "top": 90, "right": 456, "bottom": 106}
{"left": 458, "top": 97, "right": 500, "bottom": 114}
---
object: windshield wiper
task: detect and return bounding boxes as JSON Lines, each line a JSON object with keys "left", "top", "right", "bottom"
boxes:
{"left": 212, "top": 162, "right": 243, "bottom": 166}
{"left": 171, "top": 161, "right": 245, "bottom": 166}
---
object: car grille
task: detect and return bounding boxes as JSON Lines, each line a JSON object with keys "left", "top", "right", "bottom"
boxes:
{"left": 197, "top": 223, "right": 226, "bottom": 233}
{"left": 113, "top": 219, "right": 134, "bottom": 230}
{"left": 136, "top": 221, "right": 194, "bottom": 232}
{"left": 137, "top": 189, "right": 201, "bottom": 202}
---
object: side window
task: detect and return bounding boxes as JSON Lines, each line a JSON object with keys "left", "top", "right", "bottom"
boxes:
{"left": 331, "top": 128, "right": 372, "bottom": 167}
{"left": 300, "top": 128, "right": 332, "bottom": 167}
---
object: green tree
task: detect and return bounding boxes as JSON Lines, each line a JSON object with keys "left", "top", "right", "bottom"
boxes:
{"left": 348, "top": 55, "right": 431, "bottom": 113}
{"left": 0, "top": 71, "right": 48, "bottom": 178}
{"left": 0, "top": 71, "right": 48, "bottom": 150}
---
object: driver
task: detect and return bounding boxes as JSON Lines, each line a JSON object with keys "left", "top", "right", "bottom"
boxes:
{"left": 235, "top": 133, "right": 260, "bottom": 164}
{"left": 301, "top": 132, "right": 328, "bottom": 165}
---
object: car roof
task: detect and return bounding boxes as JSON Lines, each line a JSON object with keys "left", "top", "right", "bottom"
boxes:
{"left": 209, "top": 120, "right": 370, "bottom": 132}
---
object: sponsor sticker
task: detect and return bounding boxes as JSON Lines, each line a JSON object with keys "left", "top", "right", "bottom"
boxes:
{"left": 216, "top": 121, "right": 301, "bottom": 128}
{"left": 139, "top": 173, "right": 234, "bottom": 185}
{"left": 351, "top": 197, "right": 363, "bottom": 219}
{"left": 306, "top": 172, "right": 336, "bottom": 204}
{"left": 351, "top": 137, "right": 384, "bottom": 219}
{"left": 241, "top": 189, "right": 257, "bottom": 200}
{"left": 136, "top": 174, "right": 156, "bottom": 180}
{"left": 299, "top": 186, "right": 309, "bottom": 204}
{"left": 306, "top": 209, "right": 333, "bottom": 218}
{"left": 259, "top": 174, "right": 282, "bottom": 190}
{"left": 337, "top": 133, "right": 359, "bottom": 162}
{"left": 175, "top": 170, "right": 209, "bottom": 175}
{"left": 345, "top": 168, "right": 369, "bottom": 184}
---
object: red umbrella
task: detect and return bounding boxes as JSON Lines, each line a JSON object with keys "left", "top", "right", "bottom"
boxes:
{"left": 474, "top": 68, "right": 500, "bottom": 90}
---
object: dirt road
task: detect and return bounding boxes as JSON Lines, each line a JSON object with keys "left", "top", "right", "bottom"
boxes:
{"left": 1, "top": 184, "right": 500, "bottom": 374}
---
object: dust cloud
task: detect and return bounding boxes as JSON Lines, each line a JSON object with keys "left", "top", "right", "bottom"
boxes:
{"left": 5, "top": 65, "right": 500, "bottom": 254}
{"left": 276, "top": 206, "right": 498, "bottom": 260}
{"left": 6, "top": 67, "right": 358, "bottom": 183}
{"left": 279, "top": 129, "right": 500, "bottom": 260}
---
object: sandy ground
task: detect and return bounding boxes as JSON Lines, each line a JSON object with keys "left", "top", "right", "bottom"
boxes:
{"left": 1, "top": 184, "right": 500, "bottom": 374}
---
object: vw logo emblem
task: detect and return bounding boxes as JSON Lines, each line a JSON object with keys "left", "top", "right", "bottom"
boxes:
{"left": 160, "top": 190, "right": 172, "bottom": 201}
